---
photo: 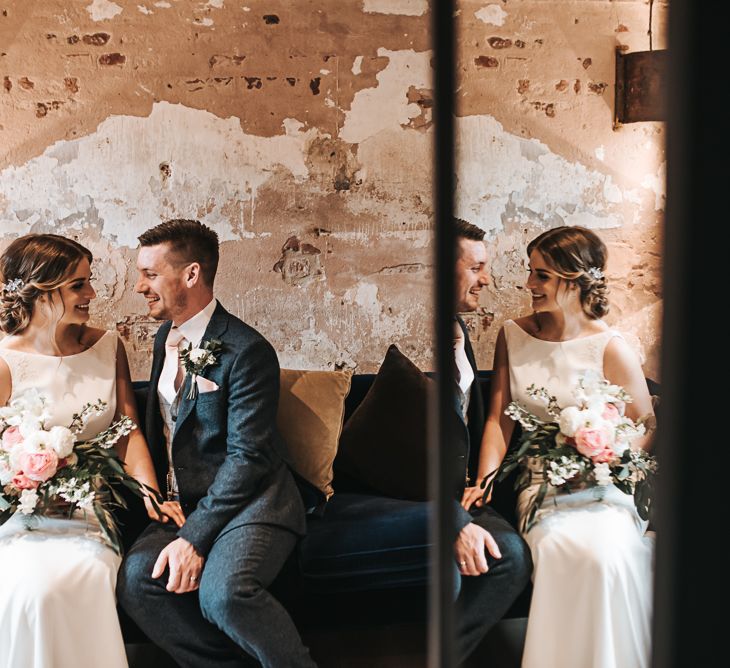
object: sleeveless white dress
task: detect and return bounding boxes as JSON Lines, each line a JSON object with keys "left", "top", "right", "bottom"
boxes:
{"left": 0, "top": 331, "right": 128, "bottom": 668}
{"left": 503, "top": 320, "right": 654, "bottom": 668}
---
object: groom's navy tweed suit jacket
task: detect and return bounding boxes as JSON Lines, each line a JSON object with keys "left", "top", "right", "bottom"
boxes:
{"left": 145, "top": 301, "right": 306, "bottom": 556}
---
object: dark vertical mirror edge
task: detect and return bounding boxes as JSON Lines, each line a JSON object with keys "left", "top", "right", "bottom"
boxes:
{"left": 430, "top": 1, "right": 457, "bottom": 667}
{"left": 654, "top": 1, "right": 723, "bottom": 665}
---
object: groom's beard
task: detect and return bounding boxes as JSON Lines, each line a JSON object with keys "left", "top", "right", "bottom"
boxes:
{"left": 147, "top": 290, "right": 189, "bottom": 321}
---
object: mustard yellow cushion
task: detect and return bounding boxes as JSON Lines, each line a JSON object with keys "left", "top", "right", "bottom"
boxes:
{"left": 278, "top": 369, "right": 352, "bottom": 498}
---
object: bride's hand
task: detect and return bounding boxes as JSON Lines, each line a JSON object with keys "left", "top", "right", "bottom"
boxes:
{"left": 144, "top": 496, "right": 186, "bottom": 528}
{"left": 461, "top": 485, "right": 491, "bottom": 510}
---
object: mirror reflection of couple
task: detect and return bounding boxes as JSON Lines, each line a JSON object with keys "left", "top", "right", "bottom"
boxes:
{"left": 0, "top": 219, "right": 654, "bottom": 668}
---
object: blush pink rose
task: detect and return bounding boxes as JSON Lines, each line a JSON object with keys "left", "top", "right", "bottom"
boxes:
{"left": 18, "top": 450, "right": 59, "bottom": 482}
{"left": 12, "top": 473, "right": 39, "bottom": 490}
{"left": 574, "top": 427, "right": 612, "bottom": 461}
{"left": 1, "top": 426, "right": 23, "bottom": 451}
{"left": 591, "top": 445, "right": 616, "bottom": 464}
{"left": 602, "top": 403, "right": 621, "bottom": 423}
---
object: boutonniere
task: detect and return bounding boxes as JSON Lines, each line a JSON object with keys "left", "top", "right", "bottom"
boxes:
{"left": 179, "top": 339, "right": 223, "bottom": 400}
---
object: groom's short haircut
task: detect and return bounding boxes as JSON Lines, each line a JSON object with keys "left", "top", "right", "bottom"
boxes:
{"left": 454, "top": 217, "right": 485, "bottom": 251}
{"left": 138, "top": 219, "right": 219, "bottom": 286}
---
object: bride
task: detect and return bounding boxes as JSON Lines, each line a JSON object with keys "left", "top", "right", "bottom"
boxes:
{"left": 0, "top": 234, "right": 183, "bottom": 668}
{"left": 461, "top": 226, "right": 655, "bottom": 668}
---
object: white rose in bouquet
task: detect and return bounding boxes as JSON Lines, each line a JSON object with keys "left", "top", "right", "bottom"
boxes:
{"left": 2, "top": 389, "right": 52, "bottom": 432}
{"left": 16, "top": 429, "right": 48, "bottom": 453}
{"left": 48, "top": 426, "right": 75, "bottom": 458}
{"left": 558, "top": 406, "right": 582, "bottom": 437}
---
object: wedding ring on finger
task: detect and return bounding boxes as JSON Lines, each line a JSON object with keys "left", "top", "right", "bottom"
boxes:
{"left": 190, "top": 575, "right": 199, "bottom": 583}
{"left": 459, "top": 561, "right": 467, "bottom": 567}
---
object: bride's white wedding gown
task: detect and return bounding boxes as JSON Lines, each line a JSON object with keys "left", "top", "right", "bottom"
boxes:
{"left": 0, "top": 331, "right": 128, "bottom": 668}
{"left": 503, "top": 320, "right": 654, "bottom": 668}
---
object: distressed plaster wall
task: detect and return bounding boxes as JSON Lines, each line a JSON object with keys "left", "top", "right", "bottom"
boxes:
{"left": 0, "top": 0, "right": 665, "bottom": 380}
{"left": 456, "top": 1, "right": 666, "bottom": 379}
{"left": 0, "top": 0, "right": 435, "bottom": 378}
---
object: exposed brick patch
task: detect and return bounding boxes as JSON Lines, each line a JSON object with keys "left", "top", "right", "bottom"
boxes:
{"left": 488, "top": 37, "right": 512, "bottom": 49}
{"left": 83, "top": 33, "right": 111, "bottom": 46}
{"left": 588, "top": 81, "right": 607, "bottom": 94}
{"left": 99, "top": 53, "right": 126, "bottom": 66}
{"left": 475, "top": 55, "right": 499, "bottom": 68}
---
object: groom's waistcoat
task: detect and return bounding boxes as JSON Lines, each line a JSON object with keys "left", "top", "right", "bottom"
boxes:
{"left": 145, "top": 302, "right": 305, "bottom": 556}
{"left": 453, "top": 316, "right": 485, "bottom": 498}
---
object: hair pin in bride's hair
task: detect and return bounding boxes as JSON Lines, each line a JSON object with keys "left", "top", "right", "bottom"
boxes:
{"left": 2, "top": 278, "right": 25, "bottom": 294}
{"left": 586, "top": 267, "right": 604, "bottom": 280}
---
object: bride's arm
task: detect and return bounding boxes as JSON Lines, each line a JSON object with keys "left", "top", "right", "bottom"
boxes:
{"left": 461, "top": 327, "right": 515, "bottom": 509}
{"left": 603, "top": 336, "right": 655, "bottom": 452}
{"left": 114, "top": 338, "right": 185, "bottom": 526}
{"left": 0, "top": 357, "right": 10, "bottom": 406}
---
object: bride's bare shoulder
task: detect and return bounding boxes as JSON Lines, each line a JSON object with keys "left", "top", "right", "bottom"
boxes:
{"left": 512, "top": 315, "right": 538, "bottom": 335}
{"left": 79, "top": 326, "right": 109, "bottom": 349}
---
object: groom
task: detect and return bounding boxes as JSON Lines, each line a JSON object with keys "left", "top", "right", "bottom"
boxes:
{"left": 118, "top": 219, "right": 316, "bottom": 667}
{"left": 451, "top": 217, "right": 532, "bottom": 663}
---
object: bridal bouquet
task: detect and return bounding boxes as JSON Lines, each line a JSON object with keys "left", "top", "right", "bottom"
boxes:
{"left": 0, "top": 389, "right": 146, "bottom": 553}
{"left": 482, "top": 371, "right": 657, "bottom": 531}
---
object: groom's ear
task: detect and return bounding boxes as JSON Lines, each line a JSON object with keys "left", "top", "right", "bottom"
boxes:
{"left": 183, "top": 262, "right": 202, "bottom": 288}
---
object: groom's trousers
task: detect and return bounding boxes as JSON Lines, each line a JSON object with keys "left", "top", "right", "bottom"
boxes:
{"left": 118, "top": 521, "right": 316, "bottom": 668}
{"left": 454, "top": 505, "right": 533, "bottom": 665}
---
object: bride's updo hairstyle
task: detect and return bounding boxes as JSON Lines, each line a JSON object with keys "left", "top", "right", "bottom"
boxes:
{"left": 0, "top": 234, "right": 93, "bottom": 335}
{"left": 527, "top": 225, "right": 609, "bottom": 319}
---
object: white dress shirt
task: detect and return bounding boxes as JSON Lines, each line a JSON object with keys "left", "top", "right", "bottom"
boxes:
{"left": 454, "top": 320, "right": 474, "bottom": 420}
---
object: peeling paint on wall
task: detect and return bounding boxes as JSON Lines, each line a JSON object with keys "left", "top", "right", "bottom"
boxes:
{"left": 457, "top": 0, "right": 667, "bottom": 379}
{"left": 455, "top": 114, "right": 632, "bottom": 234}
{"left": 86, "top": 0, "right": 123, "bottom": 22}
{"left": 340, "top": 49, "right": 431, "bottom": 144}
{"left": 363, "top": 0, "right": 428, "bottom": 17}
{"left": 475, "top": 4, "right": 508, "bottom": 27}
{"left": 0, "top": 0, "right": 665, "bottom": 381}
{"left": 0, "top": 103, "right": 318, "bottom": 248}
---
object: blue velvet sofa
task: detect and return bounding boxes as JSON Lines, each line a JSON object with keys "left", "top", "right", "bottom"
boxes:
{"left": 121, "top": 371, "right": 531, "bottom": 666}
{"left": 123, "top": 370, "right": 659, "bottom": 666}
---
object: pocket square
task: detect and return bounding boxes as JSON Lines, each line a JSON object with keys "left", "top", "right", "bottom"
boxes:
{"left": 196, "top": 376, "right": 219, "bottom": 393}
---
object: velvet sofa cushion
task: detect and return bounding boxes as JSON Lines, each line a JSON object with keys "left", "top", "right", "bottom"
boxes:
{"left": 333, "top": 344, "right": 430, "bottom": 501}
{"left": 298, "top": 493, "right": 430, "bottom": 593}
{"left": 277, "top": 369, "right": 352, "bottom": 499}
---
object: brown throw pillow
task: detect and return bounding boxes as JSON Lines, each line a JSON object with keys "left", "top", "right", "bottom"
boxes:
{"left": 278, "top": 369, "right": 352, "bottom": 499}
{"left": 334, "top": 344, "right": 431, "bottom": 501}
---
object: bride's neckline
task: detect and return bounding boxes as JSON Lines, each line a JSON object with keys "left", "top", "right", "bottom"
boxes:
{"left": 511, "top": 320, "right": 610, "bottom": 343}
{"left": 0, "top": 330, "right": 109, "bottom": 359}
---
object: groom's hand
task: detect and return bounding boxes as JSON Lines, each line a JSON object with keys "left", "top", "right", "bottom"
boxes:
{"left": 152, "top": 537, "right": 205, "bottom": 594}
{"left": 454, "top": 522, "right": 502, "bottom": 577}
